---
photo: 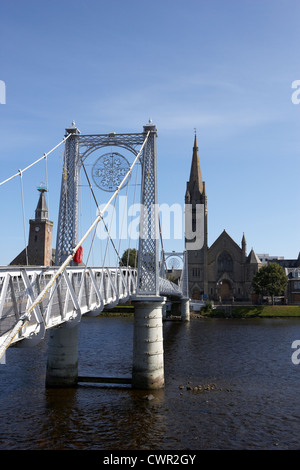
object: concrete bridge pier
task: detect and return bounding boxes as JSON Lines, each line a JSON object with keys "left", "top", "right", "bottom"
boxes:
{"left": 181, "top": 297, "right": 190, "bottom": 322}
{"left": 45, "top": 324, "right": 78, "bottom": 388}
{"left": 162, "top": 301, "right": 167, "bottom": 320}
{"left": 131, "top": 296, "right": 165, "bottom": 390}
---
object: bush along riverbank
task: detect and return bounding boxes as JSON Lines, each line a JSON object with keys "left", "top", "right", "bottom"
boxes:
{"left": 198, "top": 304, "right": 300, "bottom": 318}
{"left": 90, "top": 303, "right": 300, "bottom": 319}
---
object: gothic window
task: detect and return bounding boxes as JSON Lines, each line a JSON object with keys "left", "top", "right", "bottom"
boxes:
{"left": 192, "top": 268, "right": 200, "bottom": 278}
{"left": 294, "top": 281, "right": 300, "bottom": 290}
{"left": 217, "top": 251, "right": 233, "bottom": 273}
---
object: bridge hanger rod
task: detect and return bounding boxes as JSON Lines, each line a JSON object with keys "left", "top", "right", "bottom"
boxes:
{"left": 0, "top": 131, "right": 150, "bottom": 360}
{"left": 0, "top": 133, "right": 72, "bottom": 187}
{"left": 81, "top": 162, "right": 122, "bottom": 265}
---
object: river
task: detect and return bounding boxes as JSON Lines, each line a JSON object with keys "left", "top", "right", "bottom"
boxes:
{"left": 0, "top": 315, "right": 299, "bottom": 451}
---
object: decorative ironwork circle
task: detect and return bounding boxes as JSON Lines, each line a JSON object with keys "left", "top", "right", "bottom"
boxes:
{"left": 167, "top": 256, "right": 181, "bottom": 270}
{"left": 91, "top": 152, "right": 130, "bottom": 192}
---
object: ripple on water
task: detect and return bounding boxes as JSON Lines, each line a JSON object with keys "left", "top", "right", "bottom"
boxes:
{"left": 0, "top": 317, "right": 300, "bottom": 450}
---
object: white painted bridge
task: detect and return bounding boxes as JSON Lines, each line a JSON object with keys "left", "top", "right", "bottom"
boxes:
{"left": 0, "top": 121, "right": 190, "bottom": 389}
{"left": 0, "top": 265, "right": 183, "bottom": 353}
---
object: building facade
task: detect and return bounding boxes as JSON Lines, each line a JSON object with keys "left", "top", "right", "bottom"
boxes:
{"left": 185, "top": 136, "right": 262, "bottom": 302}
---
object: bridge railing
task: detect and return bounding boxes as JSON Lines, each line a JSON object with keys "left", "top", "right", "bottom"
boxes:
{"left": 0, "top": 265, "right": 182, "bottom": 350}
{"left": 0, "top": 266, "right": 137, "bottom": 347}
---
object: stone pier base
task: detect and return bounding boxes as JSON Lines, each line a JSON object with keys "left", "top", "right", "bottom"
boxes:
{"left": 181, "top": 297, "right": 190, "bottom": 322}
{"left": 131, "top": 296, "right": 165, "bottom": 390}
{"left": 45, "top": 324, "right": 78, "bottom": 388}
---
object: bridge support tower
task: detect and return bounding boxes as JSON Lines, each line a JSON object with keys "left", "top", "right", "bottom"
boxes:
{"left": 181, "top": 297, "right": 190, "bottom": 321}
{"left": 46, "top": 123, "right": 80, "bottom": 388}
{"left": 132, "top": 296, "right": 165, "bottom": 389}
{"left": 46, "top": 120, "right": 165, "bottom": 389}
{"left": 46, "top": 324, "right": 78, "bottom": 388}
{"left": 132, "top": 121, "right": 165, "bottom": 389}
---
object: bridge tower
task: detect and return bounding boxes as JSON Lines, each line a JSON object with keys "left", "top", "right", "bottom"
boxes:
{"left": 132, "top": 120, "right": 165, "bottom": 389}
{"left": 46, "top": 121, "right": 165, "bottom": 389}
{"left": 55, "top": 122, "right": 81, "bottom": 266}
{"left": 46, "top": 122, "right": 81, "bottom": 388}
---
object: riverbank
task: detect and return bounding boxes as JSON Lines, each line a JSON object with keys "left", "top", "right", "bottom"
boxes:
{"left": 198, "top": 304, "right": 300, "bottom": 318}
{"left": 101, "top": 304, "right": 300, "bottom": 318}
{"left": 101, "top": 305, "right": 134, "bottom": 317}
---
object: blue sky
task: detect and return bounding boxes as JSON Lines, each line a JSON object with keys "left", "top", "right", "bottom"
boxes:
{"left": 0, "top": 0, "right": 299, "bottom": 266}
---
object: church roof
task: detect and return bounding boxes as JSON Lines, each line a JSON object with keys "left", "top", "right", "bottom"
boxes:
{"left": 208, "top": 229, "right": 241, "bottom": 253}
{"left": 187, "top": 134, "right": 204, "bottom": 195}
{"left": 247, "top": 248, "right": 261, "bottom": 265}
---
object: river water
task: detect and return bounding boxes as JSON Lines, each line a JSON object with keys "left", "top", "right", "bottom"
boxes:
{"left": 0, "top": 315, "right": 299, "bottom": 451}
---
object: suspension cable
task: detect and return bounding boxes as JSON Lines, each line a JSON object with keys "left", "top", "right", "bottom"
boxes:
{"left": 126, "top": 157, "right": 140, "bottom": 268}
{"left": 81, "top": 161, "right": 122, "bottom": 265}
{"left": 0, "top": 133, "right": 72, "bottom": 187}
{"left": 158, "top": 216, "right": 167, "bottom": 274}
{"left": 44, "top": 153, "right": 50, "bottom": 217}
{"left": 19, "top": 169, "right": 29, "bottom": 266}
{"left": 117, "top": 163, "right": 131, "bottom": 265}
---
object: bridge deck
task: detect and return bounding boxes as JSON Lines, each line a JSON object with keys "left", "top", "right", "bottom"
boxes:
{"left": 0, "top": 266, "right": 182, "bottom": 351}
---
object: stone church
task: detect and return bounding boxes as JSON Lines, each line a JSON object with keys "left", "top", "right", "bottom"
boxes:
{"left": 185, "top": 136, "right": 262, "bottom": 302}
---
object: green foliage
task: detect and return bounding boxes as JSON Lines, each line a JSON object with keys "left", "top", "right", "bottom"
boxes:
{"left": 201, "top": 305, "right": 300, "bottom": 318}
{"left": 252, "top": 262, "right": 288, "bottom": 302}
{"left": 201, "top": 300, "right": 214, "bottom": 313}
{"left": 120, "top": 248, "right": 138, "bottom": 267}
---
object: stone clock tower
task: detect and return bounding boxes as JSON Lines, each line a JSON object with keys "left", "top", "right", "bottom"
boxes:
{"left": 27, "top": 186, "right": 53, "bottom": 266}
{"left": 10, "top": 185, "right": 53, "bottom": 266}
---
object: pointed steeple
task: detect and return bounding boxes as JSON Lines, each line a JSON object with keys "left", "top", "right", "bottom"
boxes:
{"left": 185, "top": 133, "right": 205, "bottom": 205}
{"left": 189, "top": 134, "right": 204, "bottom": 195}
{"left": 241, "top": 233, "right": 247, "bottom": 262}
{"left": 35, "top": 185, "right": 49, "bottom": 221}
{"left": 242, "top": 233, "right": 246, "bottom": 251}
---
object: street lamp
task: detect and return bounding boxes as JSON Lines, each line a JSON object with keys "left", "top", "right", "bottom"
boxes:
{"left": 217, "top": 280, "right": 222, "bottom": 304}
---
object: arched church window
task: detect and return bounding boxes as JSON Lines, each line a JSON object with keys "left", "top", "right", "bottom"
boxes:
{"left": 217, "top": 251, "right": 233, "bottom": 272}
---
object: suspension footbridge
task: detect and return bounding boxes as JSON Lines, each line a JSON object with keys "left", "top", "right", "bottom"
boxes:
{"left": 0, "top": 121, "right": 190, "bottom": 389}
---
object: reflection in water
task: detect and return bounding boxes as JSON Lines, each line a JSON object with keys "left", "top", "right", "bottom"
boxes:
{"left": 0, "top": 316, "right": 300, "bottom": 449}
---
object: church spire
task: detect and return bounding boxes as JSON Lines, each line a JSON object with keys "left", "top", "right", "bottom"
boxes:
{"left": 185, "top": 133, "right": 205, "bottom": 206}
{"left": 188, "top": 134, "right": 204, "bottom": 195}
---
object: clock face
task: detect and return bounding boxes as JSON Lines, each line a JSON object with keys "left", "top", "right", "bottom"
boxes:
{"left": 35, "top": 226, "right": 40, "bottom": 232}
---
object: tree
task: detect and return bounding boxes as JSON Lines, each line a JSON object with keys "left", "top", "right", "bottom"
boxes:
{"left": 120, "top": 248, "right": 138, "bottom": 267}
{"left": 252, "top": 262, "right": 288, "bottom": 304}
